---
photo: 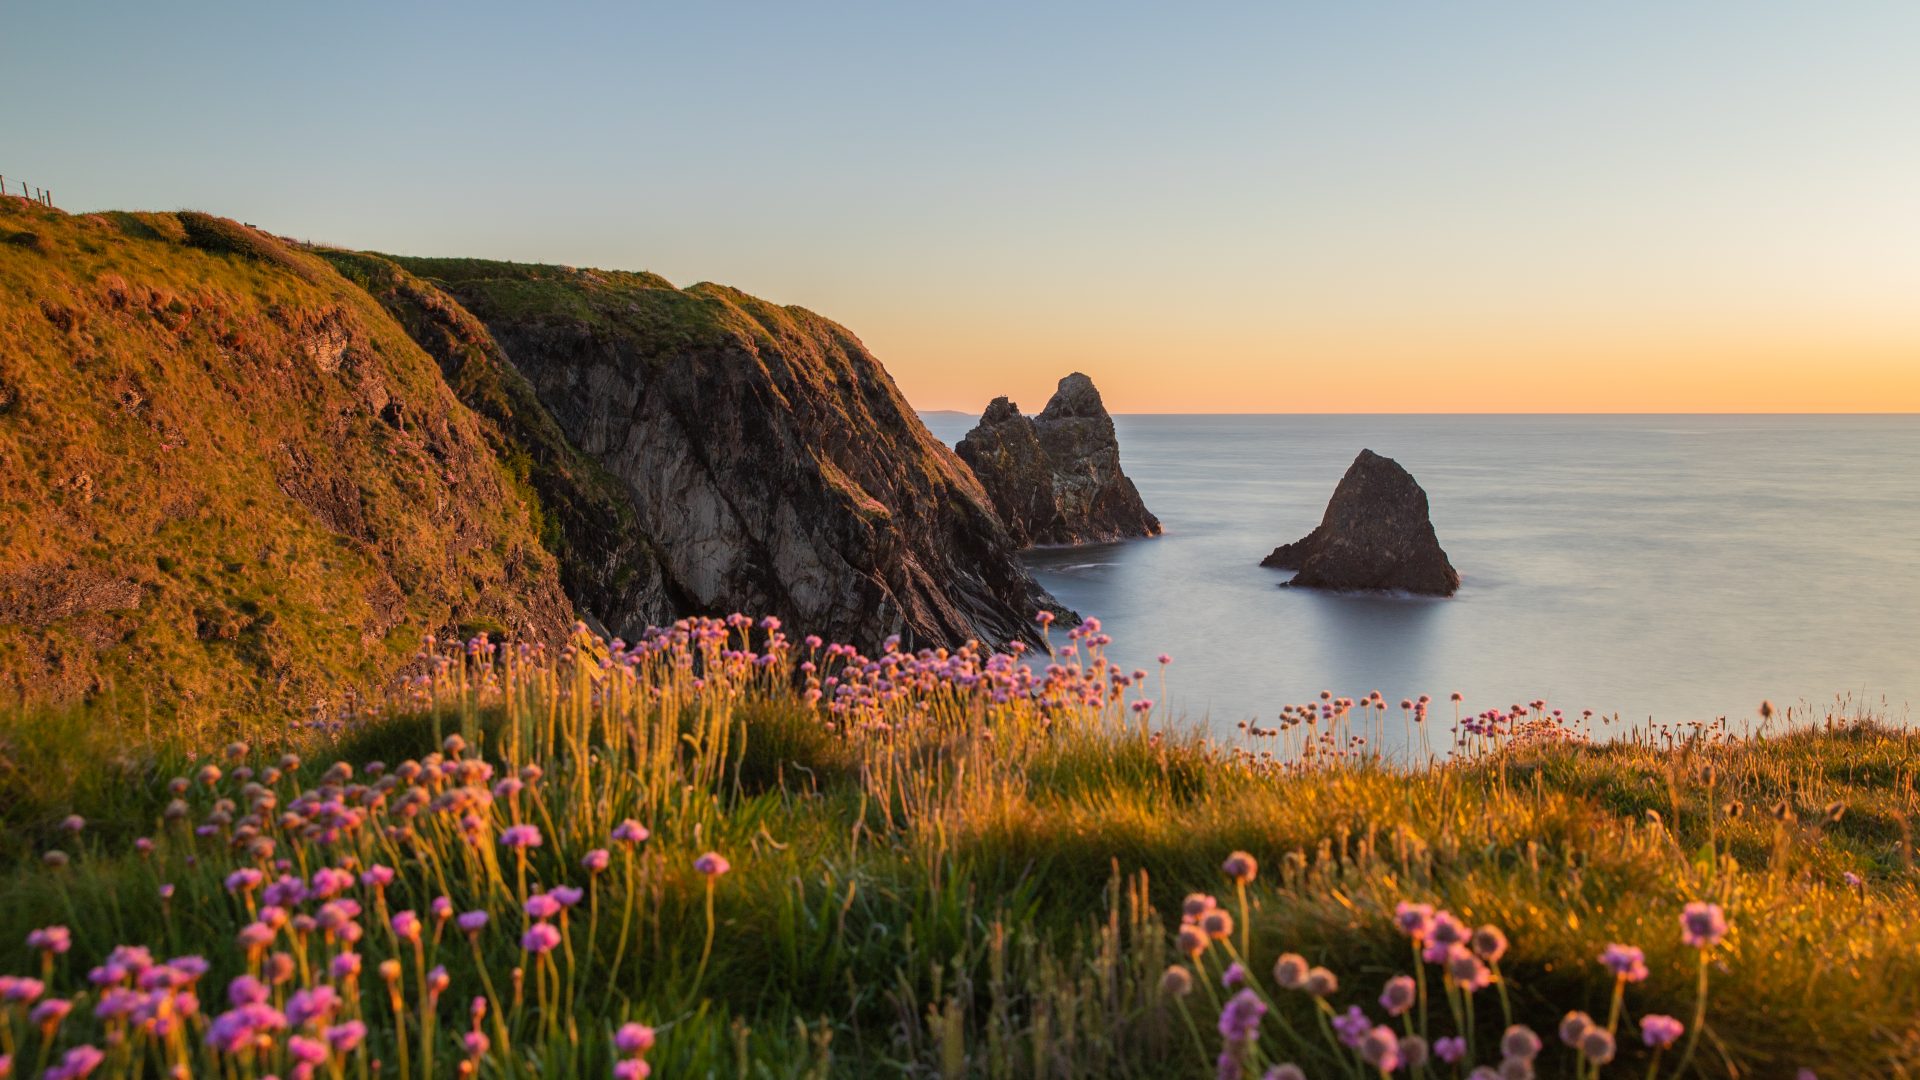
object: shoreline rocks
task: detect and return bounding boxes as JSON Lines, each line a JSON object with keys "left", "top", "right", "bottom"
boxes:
{"left": 956, "top": 373, "right": 1161, "bottom": 547}
{"left": 1262, "top": 449, "right": 1459, "bottom": 596}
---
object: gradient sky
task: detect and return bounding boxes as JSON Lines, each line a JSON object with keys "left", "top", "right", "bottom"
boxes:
{"left": 7, "top": 3, "right": 1917, "bottom": 412}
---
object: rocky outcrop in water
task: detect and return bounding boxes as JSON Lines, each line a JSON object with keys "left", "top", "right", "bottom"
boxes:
{"left": 955, "top": 373, "right": 1160, "bottom": 547}
{"left": 392, "top": 258, "right": 1060, "bottom": 649}
{"left": 1262, "top": 449, "right": 1459, "bottom": 596}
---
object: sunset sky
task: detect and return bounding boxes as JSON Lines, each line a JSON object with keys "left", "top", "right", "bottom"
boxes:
{"left": 7, "top": 3, "right": 1916, "bottom": 412}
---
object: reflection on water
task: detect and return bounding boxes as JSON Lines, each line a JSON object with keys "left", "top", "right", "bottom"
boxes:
{"left": 926, "top": 413, "right": 1920, "bottom": 738}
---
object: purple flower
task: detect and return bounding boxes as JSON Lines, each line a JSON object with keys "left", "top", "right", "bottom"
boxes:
{"left": 289, "top": 1035, "right": 329, "bottom": 1067}
{"left": 1272, "top": 953, "right": 1308, "bottom": 989}
{"left": 501, "top": 824, "right": 544, "bottom": 849}
{"left": 326, "top": 1020, "right": 368, "bottom": 1053}
{"left": 1445, "top": 944, "right": 1492, "bottom": 991}
{"left": 1470, "top": 924, "right": 1508, "bottom": 962}
{"left": 1600, "top": 943, "right": 1649, "bottom": 982}
{"left": 611, "top": 820, "right": 650, "bottom": 845}
{"left": 1182, "top": 893, "right": 1218, "bottom": 920}
{"left": 225, "top": 868, "right": 264, "bottom": 895}
{"left": 1681, "top": 902, "right": 1727, "bottom": 949}
{"left": 1221, "top": 962, "right": 1248, "bottom": 988}
{"left": 391, "top": 911, "right": 422, "bottom": 942}
{"left": 583, "top": 848, "right": 611, "bottom": 873}
{"left": 521, "top": 923, "right": 563, "bottom": 954}
{"left": 44, "top": 1045, "right": 104, "bottom": 1080}
{"left": 613, "top": 1060, "right": 652, "bottom": 1080}
{"left": 227, "top": 975, "right": 270, "bottom": 1007}
{"left": 1394, "top": 902, "right": 1435, "bottom": 940}
{"left": 1379, "top": 974, "right": 1416, "bottom": 1016}
{"left": 464, "top": 1030, "right": 491, "bottom": 1058}
{"left": 287, "top": 985, "right": 340, "bottom": 1028}
{"left": 31, "top": 997, "right": 72, "bottom": 1027}
{"left": 1221, "top": 851, "right": 1258, "bottom": 884}
{"left": 432, "top": 896, "right": 454, "bottom": 921}
{"left": 1433, "top": 1036, "right": 1467, "bottom": 1064}
{"left": 1641, "top": 1013, "right": 1685, "bottom": 1048}
{"left": 1331, "top": 1005, "right": 1371, "bottom": 1048}
{"left": 615, "top": 1021, "right": 656, "bottom": 1055}
{"left": 1359, "top": 1025, "right": 1402, "bottom": 1072}
{"left": 694, "top": 852, "right": 730, "bottom": 877}
{"left": 330, "top": 952, "right": 361, "bottom": 980}
{"left": 458, "top": 911, "right": 489, "bottom": 934}
{"left": 551, "top": 885, "right": 584, "bottom": 908}
{"left": 1501, "top": 1024, "right": 1542, "bottom": 1060}
{"left": 526, "top": 893, "right": 563, "bottom": 920}
{"left": 1216, "top": 989, "right": 1266, "bottom": 1044}
{"left": 360, "top": 865, "right": 394, "bottom": 888}
{"left": 26, "top": 926, "right": 72, "bottom": 954}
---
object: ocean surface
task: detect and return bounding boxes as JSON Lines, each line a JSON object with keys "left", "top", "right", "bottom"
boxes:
{"left": 920, "top": 413, "right": 1920, "bottom": 738}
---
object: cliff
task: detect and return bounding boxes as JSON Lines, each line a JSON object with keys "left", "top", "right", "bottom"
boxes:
{"left": 385, "top": 257, "right": 1059, "bottom": 649}
{"left": 956, "top": 373, "right": 1161, "bottom": 546}
{"left": 0, "top": 199, "right": 572, "bottom": 715}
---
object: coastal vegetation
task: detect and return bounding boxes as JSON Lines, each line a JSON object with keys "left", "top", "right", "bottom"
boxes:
{"left": 1, "top": 616, "right": 1912, "bottom": 1078}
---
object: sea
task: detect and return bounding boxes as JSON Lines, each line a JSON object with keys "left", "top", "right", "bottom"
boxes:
{"left": 919, "top": 413, "right": 1920, "bottom": 739}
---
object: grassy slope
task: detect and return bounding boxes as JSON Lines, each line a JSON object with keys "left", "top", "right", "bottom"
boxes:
{"left": 0, "top": 199, "right": 571, "bottom": 739}
{"left": 0, "top": 627, "right": 1912, "bottom": 1079}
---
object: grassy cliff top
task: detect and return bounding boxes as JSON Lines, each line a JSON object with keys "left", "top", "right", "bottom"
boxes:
{"left": 0, "top": 199, "right": 570, "bottom": 734}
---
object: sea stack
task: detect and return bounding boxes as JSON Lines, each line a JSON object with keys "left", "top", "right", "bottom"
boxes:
{"left": 1262, "top": 449, "right": 1459, "bottom": 596}
{"left": 955, "top": 373, "right": 1161, "bottom": 546}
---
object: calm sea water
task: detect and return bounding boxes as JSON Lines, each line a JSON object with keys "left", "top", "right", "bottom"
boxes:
{"left": 921, "top": 414, "right": 1920, "bottom": 736}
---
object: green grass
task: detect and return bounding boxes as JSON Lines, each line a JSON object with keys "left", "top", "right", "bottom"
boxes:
{"left": 0, "top": 623, "right": 1913, "bottom": 1078}
{"left": 0, "top": 199, "right": 569, "bottom": 723}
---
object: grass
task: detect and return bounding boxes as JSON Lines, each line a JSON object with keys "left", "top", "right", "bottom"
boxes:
{"left": 0, "top": 617, "right": 1913, "bottom": 1078}
{"left": 0, "top": 199, "right": 568, "bottom": 722}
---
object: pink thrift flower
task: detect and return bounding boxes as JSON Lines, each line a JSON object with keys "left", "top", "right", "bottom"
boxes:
{"left": 521, "top": 924, "right": 562, "bottom": 954}
{"left": 615, "top": 1021, "right": 656, "bottom": 1055}
{"left": 1641, "top": 1014, "right": 1685, "bottom": 1048}
{"left": 390, "top": 911, "right": 422, "bottom": 942}
{"left": 1681, "top": 902, "right": 1727, "bottom": 949}
{"left": 500, "top": 824, "right": 544, "bottom": 849}
{"left": 1600, "top": 943, "right": 1649, "bottom": 982}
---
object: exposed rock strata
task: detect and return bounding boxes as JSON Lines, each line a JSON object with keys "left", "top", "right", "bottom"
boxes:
{"left": 393, "top": 258, "right": 1061, "bottom": 649}
{"left": 955, "top": 373, "right": 1160, "bottom": 546}
{"left": 1262, "top": 449, "right": 1459, "bottom": 596}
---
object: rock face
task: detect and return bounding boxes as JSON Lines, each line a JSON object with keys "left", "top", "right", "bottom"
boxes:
{"left": 955, "top": 373, "right": 1160, "bottom": 546}
{"left": 319, "top": 252, "right": 674, "bottom": 635}
{"left": 391, "top": 257, "right": 1060, "bottom": 649}
{"left": 1261, "top": 449, "right": 1459, "bottom": 596}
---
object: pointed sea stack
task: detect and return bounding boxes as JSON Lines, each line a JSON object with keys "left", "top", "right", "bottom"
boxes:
{"left": 955, "top": 373, "right": 1161, "bottom": 546}
{"left": 1262, "top": 449, "right": 1459, "bottom": 596}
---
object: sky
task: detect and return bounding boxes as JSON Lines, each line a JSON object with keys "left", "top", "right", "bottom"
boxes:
{"left": 6, "top": 3, "right": 1917, "bottom": 413}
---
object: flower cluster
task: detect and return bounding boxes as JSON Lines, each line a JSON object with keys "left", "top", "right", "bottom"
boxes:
{"left": 1161, "top": 850, "right": 1740, "bottom": 1077}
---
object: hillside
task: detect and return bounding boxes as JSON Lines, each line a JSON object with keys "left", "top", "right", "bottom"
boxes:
{"left": 0, "top": 198, "right": 1062, "bottom": 723}
{"left": 385, "top": 255, "right": 1058, "bottom": 648}
{"left": 0, "top": 197, "right": 571, "bottom": 722}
